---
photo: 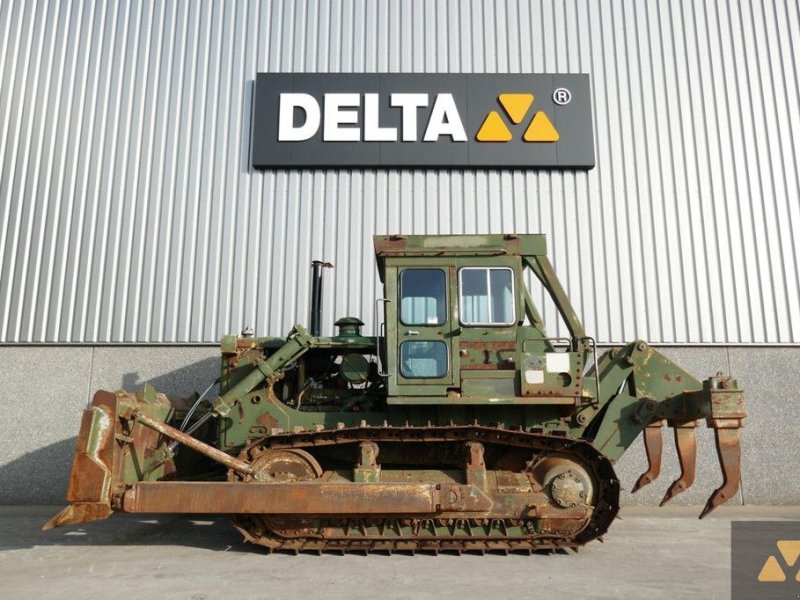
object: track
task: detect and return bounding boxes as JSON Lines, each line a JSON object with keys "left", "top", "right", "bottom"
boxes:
{"left": 230, "top": 425, "right": 620, "bottom": 554}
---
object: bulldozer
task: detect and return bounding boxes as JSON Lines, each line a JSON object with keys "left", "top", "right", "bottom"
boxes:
{"left": 45, "top": 234, "right": 745, "bottom": 553}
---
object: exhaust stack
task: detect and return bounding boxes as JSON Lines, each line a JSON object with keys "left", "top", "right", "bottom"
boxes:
{"left": 309, "top": 260, "right": 332, "bottom": 336}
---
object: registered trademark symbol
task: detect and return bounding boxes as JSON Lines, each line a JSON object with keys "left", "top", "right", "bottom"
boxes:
{"left": 553, "top": 88, "right": 572, "bottom": 105}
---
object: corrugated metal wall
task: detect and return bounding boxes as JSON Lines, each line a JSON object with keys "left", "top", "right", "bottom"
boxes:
{"left": 1, "top": 0, "right": 799, "bottom": 344}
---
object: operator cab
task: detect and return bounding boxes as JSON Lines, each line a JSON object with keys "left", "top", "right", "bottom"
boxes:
{"left": 374, "top": 234, "right": 591, "bottom": 404}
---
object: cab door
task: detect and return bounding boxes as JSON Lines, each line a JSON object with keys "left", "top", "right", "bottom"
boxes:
{"left": 388, "top": 265, "right": 456, "bottom": 397}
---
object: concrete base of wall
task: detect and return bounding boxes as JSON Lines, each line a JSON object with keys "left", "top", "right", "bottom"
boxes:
{"left": 1, "top": 346, "right": 797, "bottom": 506}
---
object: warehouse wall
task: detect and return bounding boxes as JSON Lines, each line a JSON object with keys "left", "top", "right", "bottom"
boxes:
{"left": 1, "top": 0, "right": 799, "bottom": 507}
{"left": 1, "top": 345, "right": 798, "bottom": 506}
{"left": 1, "top": 0, "right": 799, "bottom": 344}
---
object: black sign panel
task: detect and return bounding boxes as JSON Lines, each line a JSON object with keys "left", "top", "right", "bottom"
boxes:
{"left": 251, "top": 73, "right": 594, "bottom": 169}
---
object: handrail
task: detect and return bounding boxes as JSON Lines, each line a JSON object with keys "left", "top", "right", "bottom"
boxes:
{"left": 521, "top": 336, "right": 572, "bottom": 351}
{"left": 374, "top": 298, "right": 391, "bottom": 377}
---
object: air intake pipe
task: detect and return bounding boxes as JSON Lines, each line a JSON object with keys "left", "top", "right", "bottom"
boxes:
{"left": 309, "top": 260, "right": 333, "bottom": 336}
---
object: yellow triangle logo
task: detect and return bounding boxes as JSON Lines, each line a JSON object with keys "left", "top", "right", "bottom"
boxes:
{"left": 498, "top": 93, "right": 533, "bottom": 124}
{"left": 757, "top": 555, "right": 786, "bottom": 582}
{"left": 476, "top": 111, "right": 512, "bottom": 142}
{"left": 523, "top": 111, "right": 560, "bottom": 142}
{"left": 777, "top": 540, "right": 800, "bottom": 566}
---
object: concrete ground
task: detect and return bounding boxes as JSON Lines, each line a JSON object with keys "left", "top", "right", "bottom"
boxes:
{"left": 1, "top": 506, "right": 798, "bottom": 600}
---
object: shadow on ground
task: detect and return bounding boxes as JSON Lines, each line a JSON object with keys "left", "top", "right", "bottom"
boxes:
{"left": 0, "top": 356, "right": 220, "bottom": 506}
{"left": 0, "top": 509, "right": 254, "bottom": 553}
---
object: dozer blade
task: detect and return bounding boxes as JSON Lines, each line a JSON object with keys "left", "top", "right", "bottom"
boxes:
{"left": 44, "top": 385, "right": 177, "bottom": 530}
{"left": 43, "top": 392, "right": 119, "bottom": 529}
{"left": 659, "top": 421, "right": 697, "bottom": 506}
{"left": 699, "top": 427, "right": 742, "bottom": 519}
{"left": 631, "top": 421, "right": 664, "bottom": 493}
{"left": 42, "top": 502, "right": 113, "bottom": 530}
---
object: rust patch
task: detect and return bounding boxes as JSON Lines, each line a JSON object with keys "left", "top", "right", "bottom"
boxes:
{"left": 256, "top": 413, "right": 279, "bottom": 429}
{"left": 631, "top": 421, "right": 664, "bottom": 493}
{"left": 42, "top": 502, "right": 113, "bottom": 530}
{"left": 700, "top": 428, "right": 742, "bottom": 519}
{"left": 374, "top": 236, "right": 408, "bottom": 255}
{"left": 123, "top": 481, "right": 441, "bottom": 515}
{"left": 659, "top": 423, "right": 698, "bottom": 506}
{"left": 91, "top": 389, "right": 118, "bottom": 411}
{"left": 66, "top": 405, "right": 115, "bottom": 503}
{"left": 460, "top": 342, "right": 517, "bottom": 350}
{"left": 461, "top": 363, "right": 515, "bottom": 371}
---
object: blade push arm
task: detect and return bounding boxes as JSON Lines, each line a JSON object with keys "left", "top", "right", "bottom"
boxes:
{"left": 212, "top": 325, "right": 316, "bottom": 417}
{"left": 43, "top": 325, "right": 320, "bottom": 530}
{"left": 584, "top": 341, "right": 745, "bottom": 518}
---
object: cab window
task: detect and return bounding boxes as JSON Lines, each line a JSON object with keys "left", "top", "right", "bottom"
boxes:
{"left": 400, "top": 269, "right": 447, "bottom": 326}
{"left": 400, "top": 341, "right": 448, "bottom": 378}
{"left": 459, "top": 267, "right": 515, "bottom": 325}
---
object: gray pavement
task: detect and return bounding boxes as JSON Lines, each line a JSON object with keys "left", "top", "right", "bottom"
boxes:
{"left": 2, "top": 506, "right": 799, "bottom": 600}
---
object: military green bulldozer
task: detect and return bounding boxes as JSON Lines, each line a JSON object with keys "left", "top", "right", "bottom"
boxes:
{"left": 45, "top": 234, "right": 745, "bottom": 553}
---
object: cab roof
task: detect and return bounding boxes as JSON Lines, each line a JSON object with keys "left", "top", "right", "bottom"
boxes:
{"left": 373, "top": 234, "right": 547, "bottom": 279}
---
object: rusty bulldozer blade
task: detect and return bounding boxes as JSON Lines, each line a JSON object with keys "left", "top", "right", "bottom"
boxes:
{"left": 659, "top": 422, "right": 697, "bottom": 506}
{"left": 699, "top": 427, "right": 742, "bottom": 519}
{"left": 631, "top": 421, "right": 664, "bottom": 493}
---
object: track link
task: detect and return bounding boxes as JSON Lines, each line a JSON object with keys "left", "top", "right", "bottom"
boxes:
{"left": 231, "top": 425, "right": 620, "bottom": 554}
{"left": 234, "top": 516, "right": 584, "bottom": 554}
